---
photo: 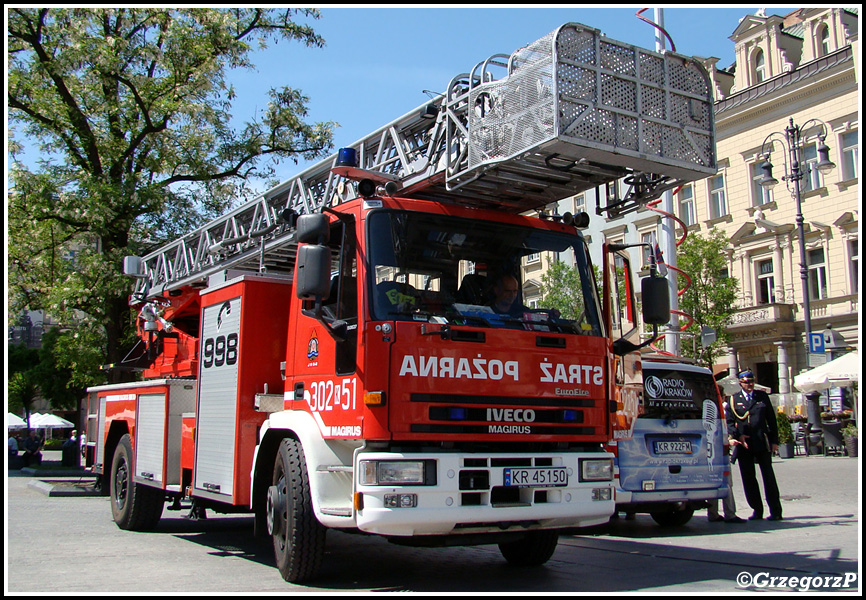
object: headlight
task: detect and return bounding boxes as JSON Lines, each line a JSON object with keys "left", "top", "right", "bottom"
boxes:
{"left": 359, "top": 460, "right": 435, "bottom": 486}
{"left": 580, "top": 458, "right": 613, "bottom": 481}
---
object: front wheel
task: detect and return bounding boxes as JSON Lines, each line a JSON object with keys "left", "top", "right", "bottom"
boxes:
{"left": 110, "top": 433, "right": 164, "bottom": 531}
{"left": 269, "top": 438, "right": 326, "bottom": 583}
{"left": 498, "top": 530, "right": 559, "bottom": 566}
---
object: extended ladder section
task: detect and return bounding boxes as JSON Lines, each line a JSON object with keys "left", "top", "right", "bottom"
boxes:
{"left": 129, "top": 22, "right": 716, "bottom": 300}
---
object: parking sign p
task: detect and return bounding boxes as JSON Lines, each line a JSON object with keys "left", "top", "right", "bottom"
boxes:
{"left": 808, "top": 332, "right": 825, "bottom": 353}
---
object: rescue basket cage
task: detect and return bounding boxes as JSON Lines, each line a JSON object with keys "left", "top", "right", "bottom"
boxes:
{"left": 445, "top": 23, "right": 715, "bottom": 194}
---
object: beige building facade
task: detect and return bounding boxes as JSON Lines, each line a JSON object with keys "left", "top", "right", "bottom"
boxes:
{"left": 537, "top": 8, "right": 858, "bottom": 412}
{"left": 694, "top": 8, "right": 858, "bottom": 410}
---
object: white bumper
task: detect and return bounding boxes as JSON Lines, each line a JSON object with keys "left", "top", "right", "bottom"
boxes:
{"left": 355, "top": 450, "right": 614, "bottom": 537}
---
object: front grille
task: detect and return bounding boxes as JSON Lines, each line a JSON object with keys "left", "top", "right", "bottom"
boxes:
{"left": 456, "top": 456, "right": 567, "bottom": 507}
{"left": 408, "top": 393, "right": 601, "bottom": 437}
{"left": 412, "top": 393, "right": 594, "bottom": 407}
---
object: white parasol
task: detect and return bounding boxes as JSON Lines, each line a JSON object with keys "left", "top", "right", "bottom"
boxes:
{"left": 30, "top": 413, "right": 75, "bottom": 429}
{"left": 793, "top": 352, "right": 860, "bottom": 393}
{"left": 8, "top": 413, "right": 27, "bottom": 429}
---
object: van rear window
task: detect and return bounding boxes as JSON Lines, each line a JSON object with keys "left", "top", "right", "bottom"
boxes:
{"left": 641, "top": 367, "right": 719, "bottom": 419}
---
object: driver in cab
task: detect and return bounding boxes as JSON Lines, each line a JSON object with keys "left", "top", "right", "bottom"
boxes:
{"left": 490, "top": 274, "right": 529, "bottom": 317}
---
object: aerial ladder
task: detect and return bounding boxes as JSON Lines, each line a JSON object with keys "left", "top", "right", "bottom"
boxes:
{"left": 128, "top": 22, "right": 715, "bottom": 301}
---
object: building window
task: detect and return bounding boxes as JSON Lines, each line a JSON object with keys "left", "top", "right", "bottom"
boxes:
{"left": 756, "top": 259, "right": 775, "bottom": 305}
{"left": 709, "top": 175, "right": 727, "bottom": 218}
{"left": 819, "top": 24, "right": 831, "bottom": 56}
{"left": 807, "top": 248, "right": 828, "bottom": 301}
{"left": 752, "top": 163, "right": 774, "bottom": 206}
{"left": 840, "top": 130, "right": 858, "bottom": 180}
{"left": 754, "top": 49, "right": 766, "bottom": 84}
{"left": 849, "top": 239, "right": 859, "bottom": 295}
{"left": 573, "top": 193, "right": 586, "bottom": 214}
{"left": 606, "top": 181, "right": 619, "bottom": 202}
{"left": 801, "top": 143, "right": 826, "bottom": 192}
{"left": 678, "top": 185, "right": 695, "bottom": 226}
{"left": 641, "top": 232, "right": 654, "bottom": 267}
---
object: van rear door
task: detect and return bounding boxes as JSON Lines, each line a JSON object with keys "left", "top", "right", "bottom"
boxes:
{"left": 617, "top": 362, "right": 726, "bottom": 492}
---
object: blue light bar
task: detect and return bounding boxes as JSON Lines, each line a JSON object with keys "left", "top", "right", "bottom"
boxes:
{"left": 336, "top": 147, "right": 357, "bottom": 168}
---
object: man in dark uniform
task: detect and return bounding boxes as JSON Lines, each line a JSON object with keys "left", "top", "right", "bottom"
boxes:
{"left": 726, "top": 370, "right": 783, "bottom": 521}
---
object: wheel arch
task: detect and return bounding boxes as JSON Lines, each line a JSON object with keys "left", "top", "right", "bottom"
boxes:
{"left": 101, "top": 420, "right": 131, "bottom": 491}
{"left": 251, "top": 411, "right": 360, "bottom": 531}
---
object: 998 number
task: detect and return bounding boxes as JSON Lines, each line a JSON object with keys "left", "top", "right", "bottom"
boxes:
{"left": 202, "top": 333, "right": 238, "bottom": 368}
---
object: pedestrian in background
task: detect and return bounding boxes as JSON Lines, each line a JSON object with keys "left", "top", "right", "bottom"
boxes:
{"left": 708, "top": 399, "right": 746, "bottom": 523}
{"left": 22, "top": 430, "right": 44, "bottom": 467}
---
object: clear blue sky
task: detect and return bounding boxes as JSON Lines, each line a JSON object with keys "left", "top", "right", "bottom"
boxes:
{"left": 10, "top": 7, "right": 797, "bottom": 193}
{"left": 229, "top": 6, "right": 796, "bottom": 189}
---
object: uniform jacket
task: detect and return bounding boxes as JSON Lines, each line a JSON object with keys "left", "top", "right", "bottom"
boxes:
{"left": 726, "top": 388, "right": 779, "bottom": 455}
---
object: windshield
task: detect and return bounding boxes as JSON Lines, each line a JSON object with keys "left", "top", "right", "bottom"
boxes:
{"left": 641, "top": 366, "right": 719, "bottom": 420}
{"left": 367, "top": 210, "right": 602, "bottom": 336}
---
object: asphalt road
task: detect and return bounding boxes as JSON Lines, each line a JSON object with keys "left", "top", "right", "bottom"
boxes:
{"left": 5, "top": 452, "right": 860, "bottom": 594}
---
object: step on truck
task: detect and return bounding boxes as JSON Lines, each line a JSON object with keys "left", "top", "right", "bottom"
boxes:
{"left": 82, "top": 22, "right": 716, "bottom": 582}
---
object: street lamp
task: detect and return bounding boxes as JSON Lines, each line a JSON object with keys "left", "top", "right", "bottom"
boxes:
{"left": 758, "top": 117, "right": 835, "bottom": 427}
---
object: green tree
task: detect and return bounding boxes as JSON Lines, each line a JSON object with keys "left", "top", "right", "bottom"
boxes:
{"left": 8, "top": 8, "right": 335, "bottom": 385}
{"left": 676, "top": 229, "right": 739, "bottom": 368}
{"left": 8, "top": 371, "right": 39, "bottom": 426}
{"left": 33, "top": 328, "right": 88, "bottom": 410}
{"left": 538, "top": 258, "right": 588, "bottom": 320}
{"left": 8, "top": 339, "right": 41, "bottom": 425}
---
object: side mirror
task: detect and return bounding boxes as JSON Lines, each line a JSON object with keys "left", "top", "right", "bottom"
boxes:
{"left": 296, "top": 214, "right": 330, "bottom": 244}
{"left": 296, "top": 245, "right": 332, "bottom": 299}
{"left": 295, "top": 244, "right": 349, "bottom": 343}
{"left": 641, "top": 276, "right": 670, "bottom": 326}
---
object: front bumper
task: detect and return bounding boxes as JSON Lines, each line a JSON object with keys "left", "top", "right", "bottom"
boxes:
{"left": 354, "top": 451, "right": 615, "bottom": 536}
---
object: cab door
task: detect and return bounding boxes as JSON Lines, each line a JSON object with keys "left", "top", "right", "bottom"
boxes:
{"left": 604, "top": 244, "right": 642, "bottom": 443}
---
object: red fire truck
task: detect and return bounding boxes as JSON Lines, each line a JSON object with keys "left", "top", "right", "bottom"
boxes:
{"left": 83, "top": 23, "right": 715, "bottom": 582}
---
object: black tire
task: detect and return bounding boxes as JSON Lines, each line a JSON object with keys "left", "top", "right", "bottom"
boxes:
{"left": 110, "top": 433, "right": 164, "bottom": 531}
{"left": 270, "top": 438, "right": 326, "bottom": 583}
{"left": 498, "top": 530, "right": 559, "bottom": 566}
{"left": 650, "top": 507, "right": 695, "bottom": 527}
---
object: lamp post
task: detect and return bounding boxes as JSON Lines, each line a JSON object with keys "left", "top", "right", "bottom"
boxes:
{"left": 758, "top": 117, "right": 835, "bottom": 427}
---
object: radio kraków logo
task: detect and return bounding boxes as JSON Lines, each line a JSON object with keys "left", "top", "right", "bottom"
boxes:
{"left": 644, "top": 375, "right": 665, "bottom": 399}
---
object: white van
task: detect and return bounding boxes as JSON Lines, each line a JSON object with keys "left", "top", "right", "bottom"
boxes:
{"left": 610, "top": 359, "right": 730, "bottom": 526}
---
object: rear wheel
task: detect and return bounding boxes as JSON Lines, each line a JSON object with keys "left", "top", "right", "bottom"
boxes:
{"left": 650, "top": 507, "right": 694, "bottom": 527}
{"left": 110, "top": 434, "right": 164, "bottom": 530}
{"left": 269, "top": 438, "right": 326, "bottom": 582}
{"left": 498, "top": 530, "right": 559, "bottom": 566}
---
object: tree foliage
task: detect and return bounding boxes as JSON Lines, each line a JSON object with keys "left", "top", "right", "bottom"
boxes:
{"left": 35, "top": 328, "right": 90, "bottom": 410}
{"left": 8, "top": 371, "right": 39, "bottom": 420}
{"left": 8, "top": 342, "right": 40, "bottom": 419}
{"left": 538, "top": 258, "right": 588, "bottom": 320}
{"left": 676, "top": 229, "right": 739, "bottom": 368}
{"left": 8, "top": 8, "right": 335, "bottom": 385}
